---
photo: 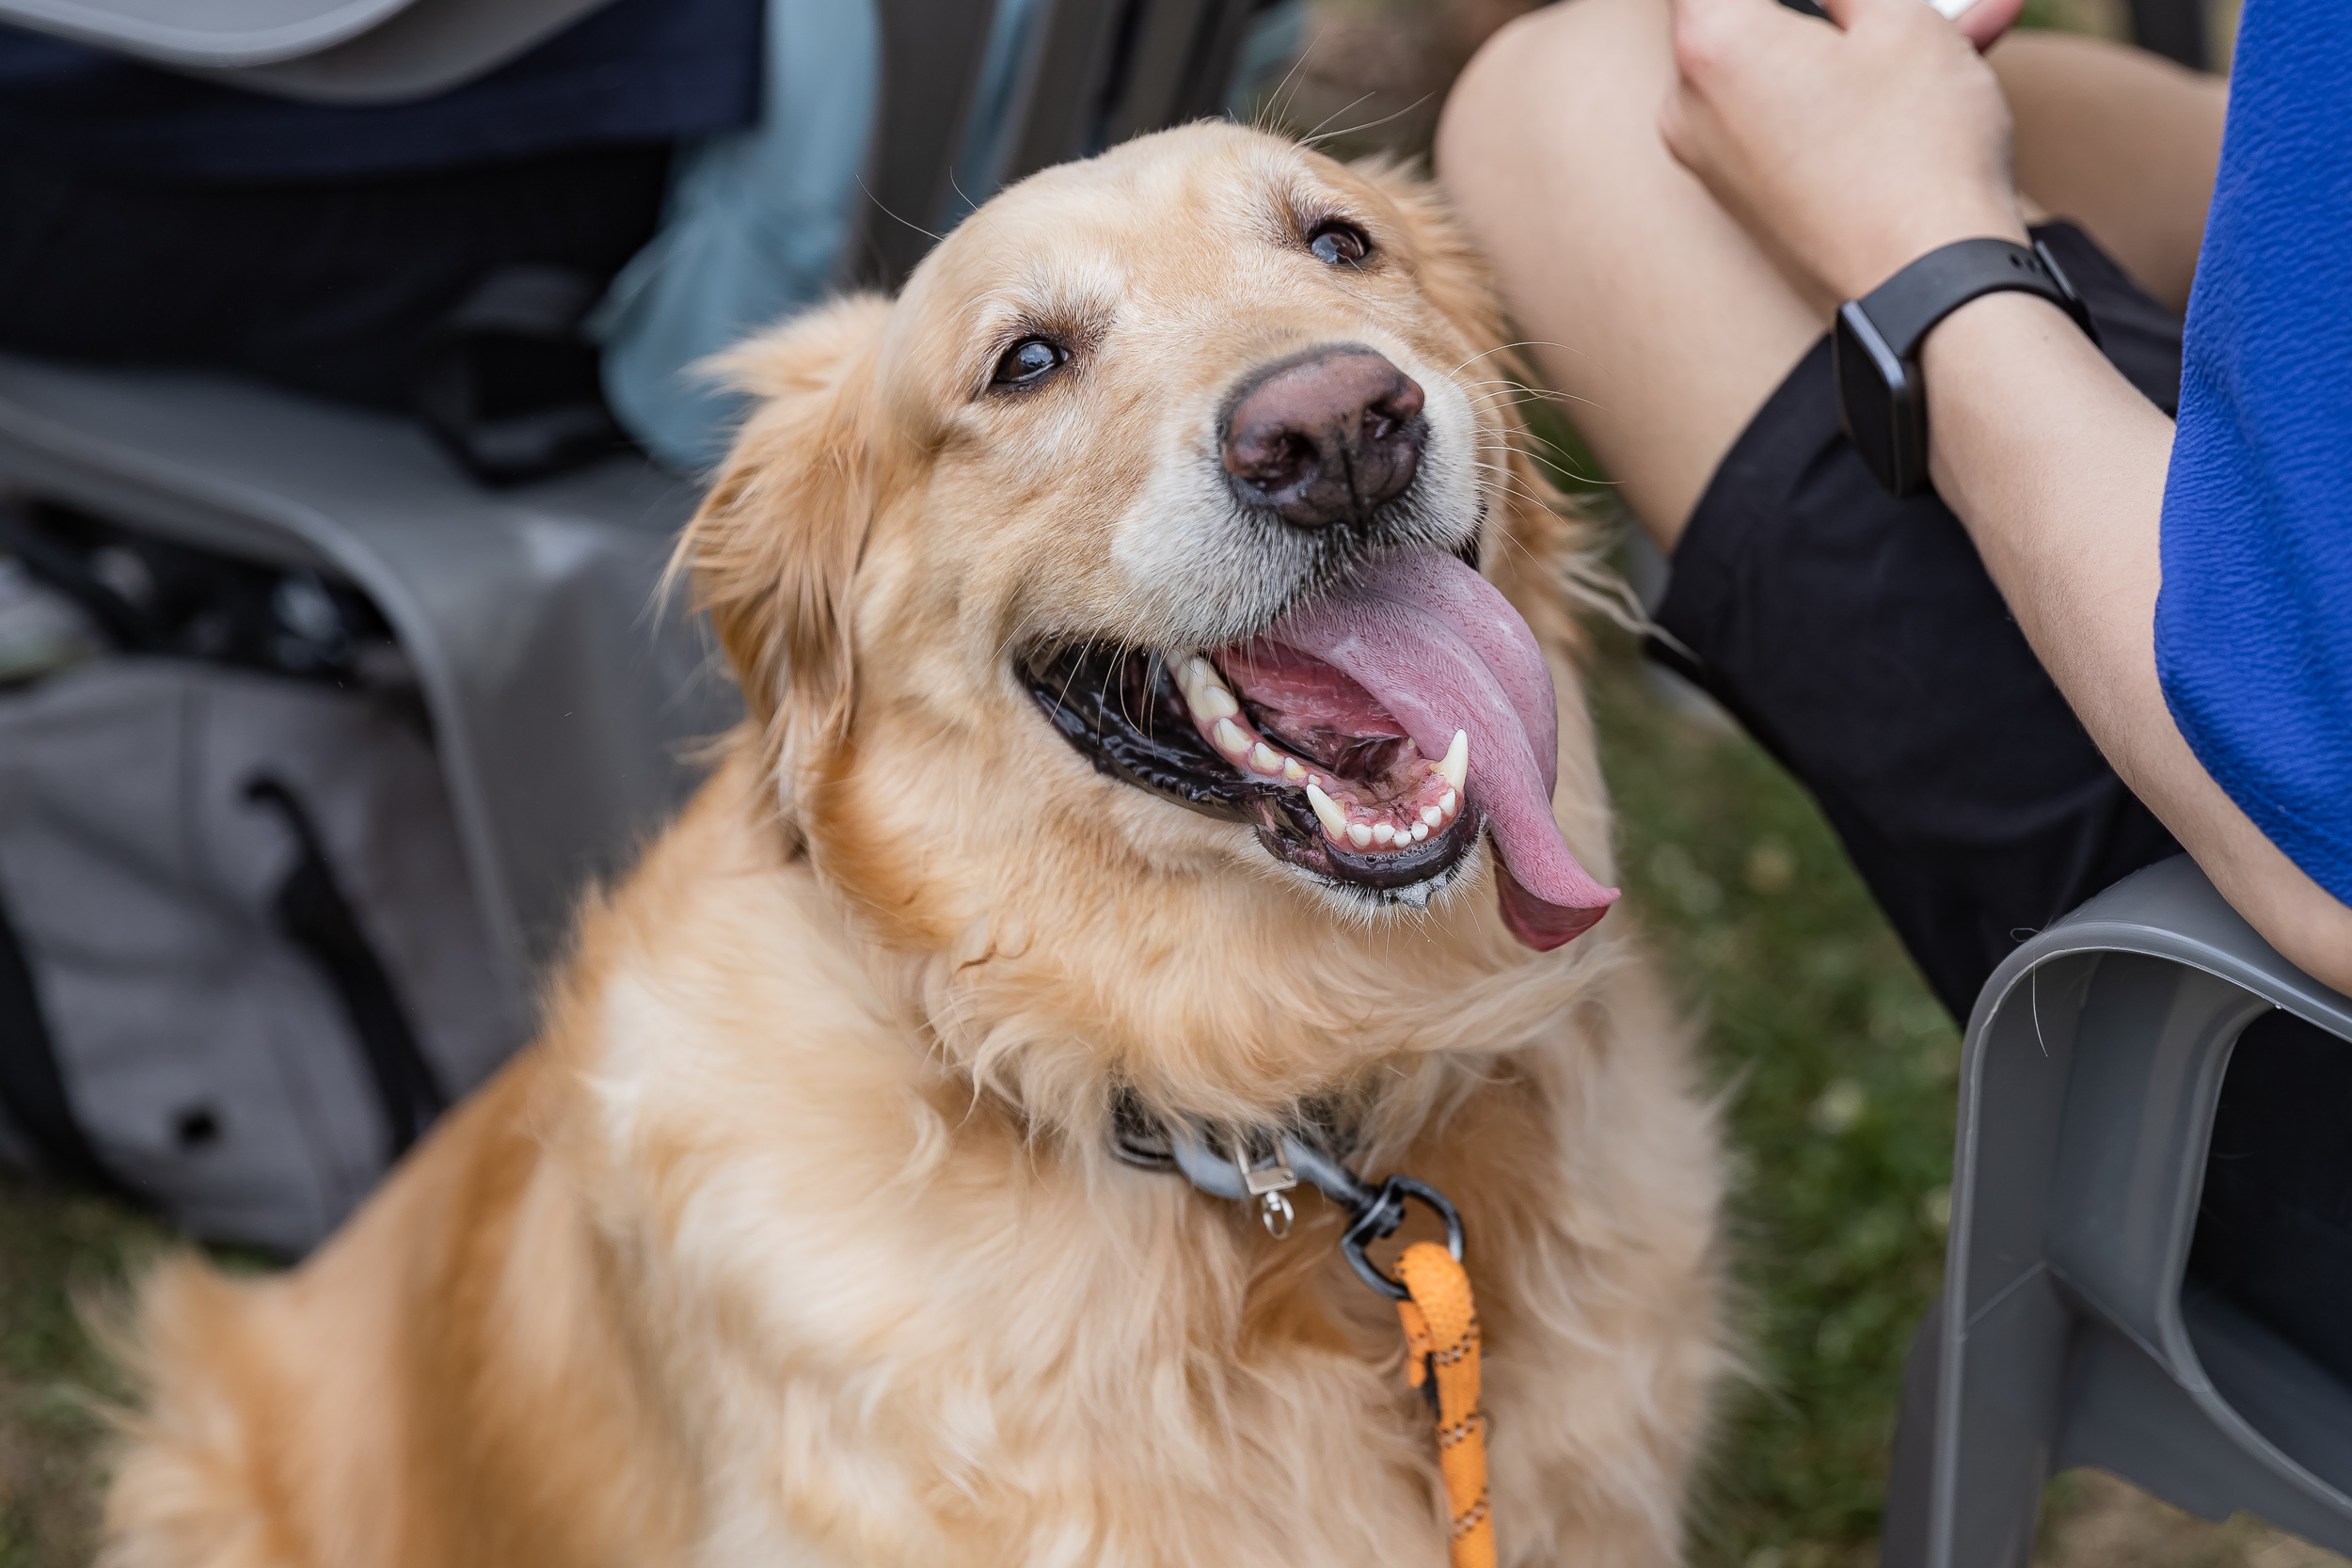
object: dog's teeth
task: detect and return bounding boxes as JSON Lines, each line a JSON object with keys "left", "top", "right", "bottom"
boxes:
{"left": 1181, "top": 657, "right": 1240, "bottom": 721}
{"left": 1410, "top": 822, "right": 1429, "bottom": 842}
{"left": 1249, "top": 742, "right": 1283, "bottom": 774}
{"left": 1373, "top": 823, "right": 1396, "bottom": 845}
{"left": 1213, "top": 718, "right": 1249, "bottom": 758}
{"left": 1306, "top": 774, "right": 1324, "bottom": 790}
{"left": 1348, "top": 823, "right": 1374, "bottom": 848}
{"left": 1439, "top": 789, "right": 1458, "bottom": 817}
{"left": 1305, "top": 784, "right": 1350, "bottom": 843}
{"left": 1439, "top": 730, "right": 1469, "bottom": 793}
{"left": 1281, "top": 758, "right": 1307, "bottom": 784}
{"left": 1421, "top": 805, "right": 1442, "bottom": 827}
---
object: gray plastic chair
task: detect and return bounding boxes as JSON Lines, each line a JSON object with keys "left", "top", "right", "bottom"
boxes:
{"left": 1881, "top": 854, "right": 2352, "bottom": 1566}
{"left": 0, "top": 360, "right": 730, "bottom": 1001}
{"left": 0, "top": 0, "right": 621, "bottom": 101}
{"left": 0, "top": 0, "right": 1263, "bottom": 1009}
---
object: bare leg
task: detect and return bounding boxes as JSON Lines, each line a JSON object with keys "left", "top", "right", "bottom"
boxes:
{"left": 1989, "top": 29, "right": 2228, "bottom": 313}
{"left": 1437, "top": 0, "right": 1818, "bottom": 550}
{"left": 1435, "top": 1, "right": 2229, "bottom": 552}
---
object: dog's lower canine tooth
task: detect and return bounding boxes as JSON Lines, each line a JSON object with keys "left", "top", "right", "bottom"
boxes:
{"left": 1439, "top": 730, "right": 1469, "bottom": 793}
{"left": 1214, "top": 718, "right": 1248, "bottom": 757}
{"left": 1305, "top": 784, "right": 1350, "bottom": 842}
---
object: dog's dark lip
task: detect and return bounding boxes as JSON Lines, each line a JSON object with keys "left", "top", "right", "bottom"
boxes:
{"left": 1022, "top": 641, "right": 1482, "bottom": 901}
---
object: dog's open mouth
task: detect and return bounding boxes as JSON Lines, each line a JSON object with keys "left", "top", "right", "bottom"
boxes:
{"left": 1025, "top": 550, "right": 1619, "bottom": 949}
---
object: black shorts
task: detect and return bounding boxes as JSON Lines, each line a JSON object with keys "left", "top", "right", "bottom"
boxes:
{"left": 1652, "top": 221, "right": 2184, "bottom": 1022}
{"left": 1655, "top": 221, "right": 2352, "bottom": 1385}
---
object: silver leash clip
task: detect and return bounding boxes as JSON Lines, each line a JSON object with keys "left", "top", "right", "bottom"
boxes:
{"left": 1233, "top": 1141, "right": 1298, "bottom": 1239}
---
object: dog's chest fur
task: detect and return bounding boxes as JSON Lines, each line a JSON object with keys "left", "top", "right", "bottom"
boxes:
{"left": 512, "top": 765, "right": 1725, "bottom": 1567}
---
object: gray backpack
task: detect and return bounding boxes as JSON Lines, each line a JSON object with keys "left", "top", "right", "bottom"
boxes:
{"left": 0, "top": 515, "right": 524, "bottom": 1254}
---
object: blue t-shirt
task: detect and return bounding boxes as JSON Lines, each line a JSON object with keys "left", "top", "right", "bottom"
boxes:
{"left": 2156, "top": 0, "right": 2352, "bottom": 908}
{"left": 0, "top": 0, "right": 762, "bottom": 181}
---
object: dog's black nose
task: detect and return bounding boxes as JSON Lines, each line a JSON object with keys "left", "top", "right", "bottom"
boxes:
{"left": 1222, "top": 347, "right": 1426, "bottom": 530}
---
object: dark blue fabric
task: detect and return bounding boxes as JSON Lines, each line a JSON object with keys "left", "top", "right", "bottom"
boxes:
{"left": 2155, "top": 0, "right": 2352, "bottom": 906}
{"left": 0, "top": 0, "right": 761, "bottom": 180}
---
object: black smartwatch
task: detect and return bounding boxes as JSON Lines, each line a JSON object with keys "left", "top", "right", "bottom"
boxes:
{"left": 1834, "top": 237, "right": 2100, "bottom": 499}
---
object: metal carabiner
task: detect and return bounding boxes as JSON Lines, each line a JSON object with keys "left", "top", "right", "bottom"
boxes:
{"left": 1336, "top": 1175, "right": 1466, "bottom": 1302}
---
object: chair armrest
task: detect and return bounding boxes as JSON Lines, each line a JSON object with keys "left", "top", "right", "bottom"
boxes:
{"left": 1970, "top": 853, "right": 2352, "bottom": 1046}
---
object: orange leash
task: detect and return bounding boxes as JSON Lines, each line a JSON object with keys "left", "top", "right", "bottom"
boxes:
{"left": 1394, "top": 1242, "right": 1494, "bottom": 1568}
{"left": 1116, "top": 1115, "right": 1494, "bottom": 1568}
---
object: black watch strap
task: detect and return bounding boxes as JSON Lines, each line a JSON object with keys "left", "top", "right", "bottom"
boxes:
{"left": 1834, "top": 235, "right": 2103, "bottom": 499}
{"left": 1857, "top": 236, "right": 2100, "bottom": 359}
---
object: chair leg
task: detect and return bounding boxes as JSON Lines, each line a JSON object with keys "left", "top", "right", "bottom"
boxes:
{"left": 1880, "top": 1295, "right": 1946, "bottom": 1568}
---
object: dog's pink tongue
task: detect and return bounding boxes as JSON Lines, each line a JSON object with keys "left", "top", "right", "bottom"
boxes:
{"left": 1268, "top": 551, "right": 1618, "bottom": 949}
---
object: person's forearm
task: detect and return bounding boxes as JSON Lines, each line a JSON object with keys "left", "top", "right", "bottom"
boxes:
{"left": 1923, "top": 293, "right": 2352, "bottom": 992}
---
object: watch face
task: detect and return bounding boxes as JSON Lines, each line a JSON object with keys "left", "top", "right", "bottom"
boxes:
{"left": 1834, "top": 302, "right": 1921, "bottom": 497}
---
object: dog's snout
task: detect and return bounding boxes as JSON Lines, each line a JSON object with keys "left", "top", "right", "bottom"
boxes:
{"left": 1222, "top": 347, "right": 1426, "bottom": 530}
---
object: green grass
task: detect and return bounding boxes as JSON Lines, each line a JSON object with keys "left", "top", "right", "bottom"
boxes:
{"left": 1586, "top": 633, "right": 1961, "bottom": 1568}
{"left": 1534, "top": 372, "right": 1960, "bottom": 1562}
{"left": 0, "top": 1178, "right": 164, "bottom": 1566}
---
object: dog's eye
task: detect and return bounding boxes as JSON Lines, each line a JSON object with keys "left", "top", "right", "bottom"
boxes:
{"left": 992, "top": 337, "right": 1067, "bottom": 387}
{"left": 1309, "top": 221, "right": 1371, "bottom": 267}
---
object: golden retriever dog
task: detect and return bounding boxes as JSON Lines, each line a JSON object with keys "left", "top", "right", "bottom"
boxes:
{"left": 103, "top": 122, "right": 1725, "bottom": 1568}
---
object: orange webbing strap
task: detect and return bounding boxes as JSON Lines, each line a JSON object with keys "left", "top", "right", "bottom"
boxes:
{"left": 1394, "top": 1241, "right": 1493, "bottom": 1568}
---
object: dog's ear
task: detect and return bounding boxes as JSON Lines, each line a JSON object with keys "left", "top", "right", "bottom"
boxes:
{"left": 675, "top": 294, "right": 895, "bottom": 765}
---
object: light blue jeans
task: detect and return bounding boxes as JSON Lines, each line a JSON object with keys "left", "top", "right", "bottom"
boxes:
{"left": 588, "top": 0, "right": 882, "bottom": 474}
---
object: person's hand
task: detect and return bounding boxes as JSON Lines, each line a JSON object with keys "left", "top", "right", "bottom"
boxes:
{"left": 1660, "top": 0, "right": 2031, "bottom": 309}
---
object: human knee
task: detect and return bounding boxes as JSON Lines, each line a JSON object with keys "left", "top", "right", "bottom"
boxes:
{"left": 1436, "top": 0, "right": 1673, "bottom": 200}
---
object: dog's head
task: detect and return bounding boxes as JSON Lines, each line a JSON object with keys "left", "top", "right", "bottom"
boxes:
{"left": 683, "top": 123, "right": 1619, "bottom": 1100}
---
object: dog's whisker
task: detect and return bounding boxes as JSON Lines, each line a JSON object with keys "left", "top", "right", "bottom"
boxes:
{"left": 1299, "top": 92, "right": 1433, "bottom": 150}
{"left": 1460, "top": 386, "right": 1597, "bottom": 415}
{"left": 1471, "top": 439, "right": 1611, "bottom": 491}
{"left": 1295, "top": 89, "right": 1376, "bottom": 146}
{"left": 854, "top": 172, "right": 945, "bottom": 245}
{"left": 1448, "top": 341, "right": 1581, "bottom": 376}
{"left": 1251, "top": 29, "right": 1324, "bottom": 137}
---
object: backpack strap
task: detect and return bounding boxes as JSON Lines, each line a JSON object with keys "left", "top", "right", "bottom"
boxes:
{"left": 246, "top": 777, "right": 449, "bottom": 1157}
{"left": 0, "top": 877, "right": 135, "bottom": 1197}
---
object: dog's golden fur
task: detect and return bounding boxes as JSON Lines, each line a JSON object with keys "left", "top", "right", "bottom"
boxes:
{"left": 102, "top": 124, "right": 1725, "bottom": 1567}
